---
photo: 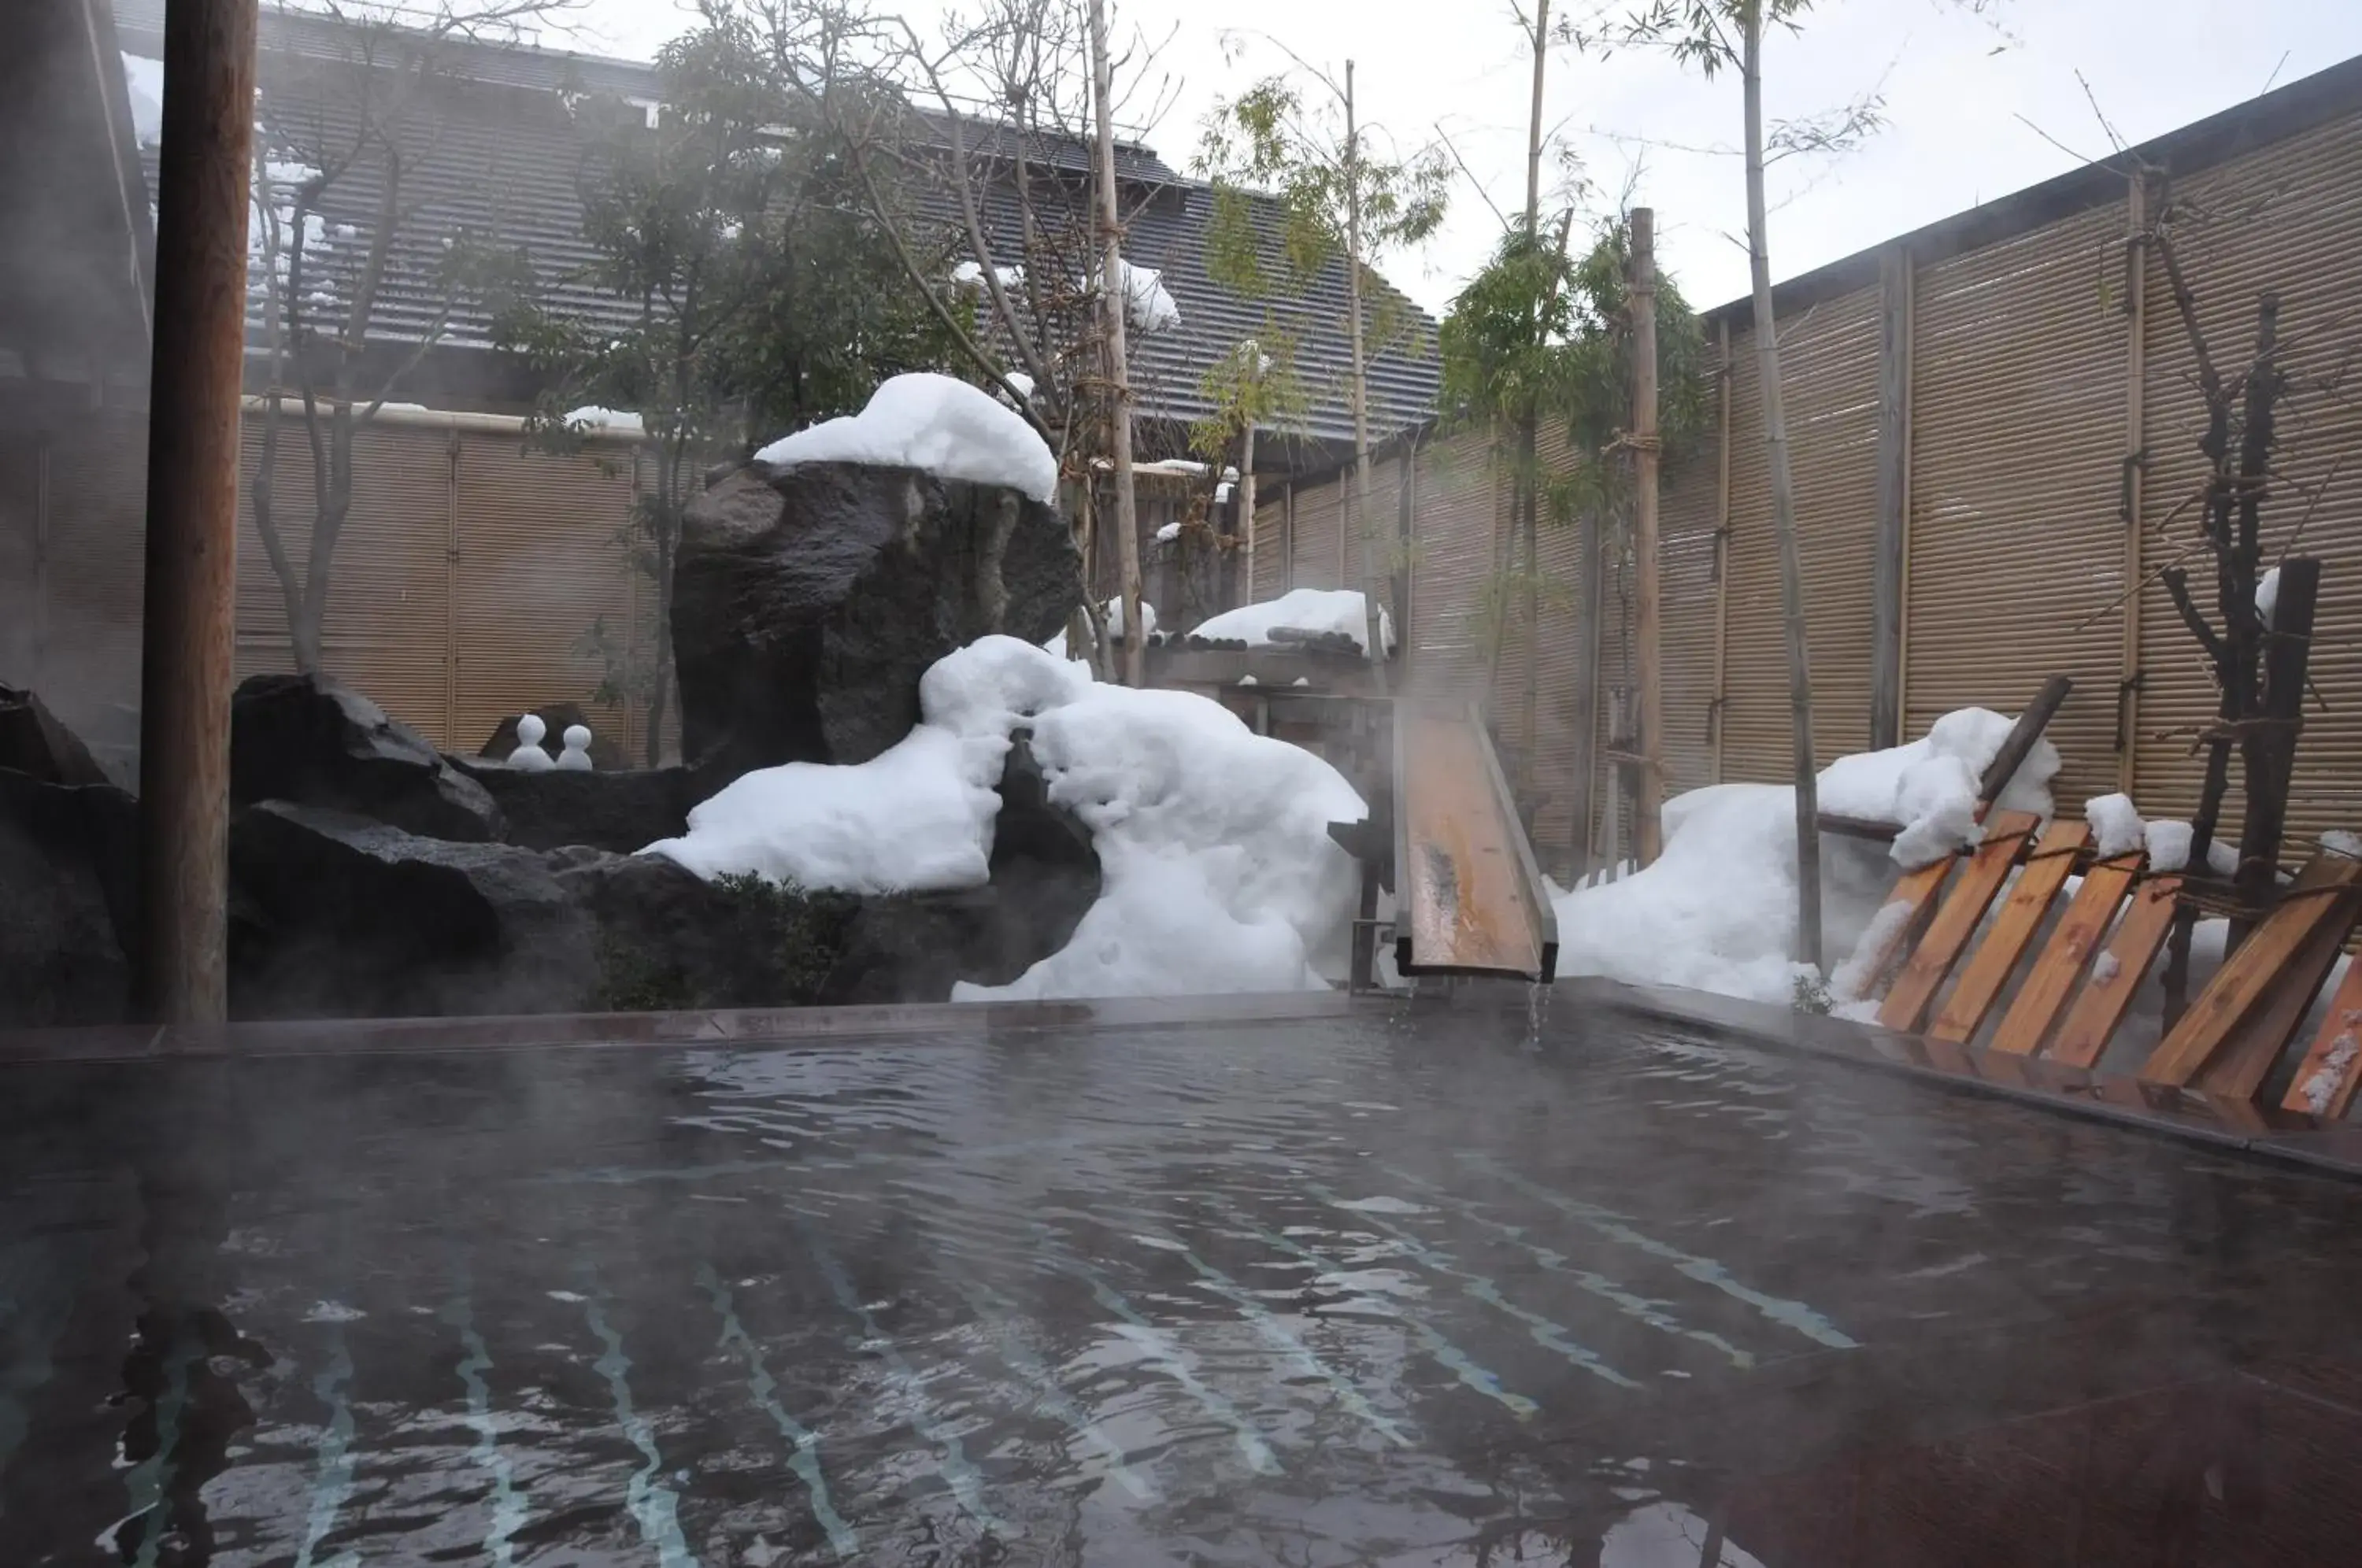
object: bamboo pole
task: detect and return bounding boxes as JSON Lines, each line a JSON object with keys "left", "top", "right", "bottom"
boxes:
{"left": 1344, "top": 61, "right": 1388, "bottom": 687}
{"left": 2118, "top": 172, "right": 2150, "bottom": 795}
{"left": 1087, "top": 0, "right": 1143, "bottom": 687}
{"left": 136, "top": 0, "right": 260, "bottom": 1023}
{"left": 1237, "top": 417, "right": 1257, "bottom": 606}
{"left": 1631, "top": 209, "right": 1665, "bottom": 865}
{"left": 1711, "top": 317, "right": 1731, "bottom": 785}
{"left": 1742, "top": 8, "right": 1822, "bottom": 969}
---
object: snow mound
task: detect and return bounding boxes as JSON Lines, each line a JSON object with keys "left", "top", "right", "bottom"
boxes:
{"left": 1552, "top": 708, "right": 2061, "bottom": 1006}
{"left": 1043, "top": 597, "right": 1156, "bottom": 660}
{"left": 754, "top": 372, "right": 1057, "bottom": 504}
{"left": 2085, "top": 793, "right": 2146, "bottom": 859}
{"left": 1817, "top": 706, "right": 2059, "bottom": 869}
{"left": 1120, "top": 257, "right": 1180, "bottom": 332}
{"left": 1193, "top": 589, "right": 1397, "bottom": 655}
{"left": 2145, "top": 819, "right": 2193, "bottom": 872}
{"left": 645, "top": 637, "right": 1366, "bottom": 999}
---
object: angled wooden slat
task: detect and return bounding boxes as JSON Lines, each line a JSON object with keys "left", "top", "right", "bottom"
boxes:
{"left": 2141, "top": 856, "right": 2362, "bottom": 1088}
{"left": 1842, "top": 858, "right": 1954, "bottom": 1004}
{"left": 2282, "top": 955, "right": 2362, "bottom": 1121}
{"left": 2194, "top": 878, "right": 2359, "bottom": 1103}
{"left": 1878, "top": 810, "right": 2041, "bottom": 1034}
{"left": 1992, "top": 851, "right": 2143, "bottom": 1056}
{"left": 1931, "top": 818, "right": 2091, "bottom": 1044}
{"left": 2047, "top": 874, "right": 2183, "bottom": 1071}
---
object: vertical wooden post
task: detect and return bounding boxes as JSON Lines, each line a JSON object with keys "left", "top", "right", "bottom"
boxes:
{"left": 1087, "top": 0, "right": 1143, "bottom": 688}
{"left": 1871, "top": 246, "right": 1912, "bottom": 749}
{"left": 2231, "top": 555, "right": 2318, "bottom": 947}
{"left": 1631, "top": 209, "right": 1666, "bottom": 866}
{"left": 1236, "top": 417, "right": 1257, "bottom": 608}
{"left": 2119, "top": 171, "right": 2151, "bottom": 794}
{"left": 1569, "top": 491, "right": 1603, "bottom": 874}
{"left": 1712, "top": 317, "right": 1731, "bottom": 785}
{"left": 136, "top": 0, "right": 260, "bottom": 1024}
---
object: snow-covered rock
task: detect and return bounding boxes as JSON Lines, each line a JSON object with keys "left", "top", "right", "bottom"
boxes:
{"left": 754, "top": 372, "right": 1057, "bottom": 504}
{"left": 646, "top": 637, "right": 1364, "bottom": 1000}
{"left": 1193, "top": 588, "right": 1398, "bottom": 655}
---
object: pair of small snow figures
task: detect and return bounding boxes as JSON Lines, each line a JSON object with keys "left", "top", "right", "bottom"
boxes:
{"left": 508, "top": 714, "right": 594, "bottom": 771}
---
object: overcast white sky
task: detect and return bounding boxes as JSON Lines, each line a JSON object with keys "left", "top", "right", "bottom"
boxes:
{"left": 564, "top": 0, "right": 2362, "bottom": 316}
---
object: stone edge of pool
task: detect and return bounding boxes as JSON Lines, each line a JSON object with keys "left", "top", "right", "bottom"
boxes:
{"left": 3, "top": 980, "right": 2358, "bottom": 1182}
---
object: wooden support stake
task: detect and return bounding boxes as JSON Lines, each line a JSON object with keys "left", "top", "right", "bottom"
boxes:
{"left": 1087, "top": 0, "right": 1143, "bottom": 689}
{"left": 136, "top": 0, "right": 261, "bottom": 1023}
{"left": 1930, "top": 817, "right": 2090, "bottom": 1044}
{"left": 1975, "top": 676, "right": 2072, "bottom": 819}
{"left": 1990, "top": 852, "right": 2142, "bottom": 1056}
{"left": 1870, "top": 246, "right": 1910, "bottom": 750}
{"left": 1631, "top": 208, "right": 1666, "bottom": 866}
{"left": 2281, "top": 952, "right": 2362, "bottom": 1120}
{"left": 1878, "top": 810, "right": 2041, "bottom": 1034}
{"left": 2048, "top": 873, "right": 2183, "bottom": 1070}
{"left": 2141, "top": 855, "right": 2362, "bottom": 1087}
{"left": 2231, "top": 555, "right": 2319, "bottom": 949}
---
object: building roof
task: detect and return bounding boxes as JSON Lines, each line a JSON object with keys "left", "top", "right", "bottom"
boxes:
{"left": 1, "top": 0, "right": 153, "bottom": 389}
{"left": 111, "top": 0, "right": 1440, "bottom": 452}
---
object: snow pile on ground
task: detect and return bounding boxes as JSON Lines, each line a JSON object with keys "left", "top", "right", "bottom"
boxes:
{"left": 1552, "top": 708, "right": 2060, "bottom": 1006}
{"left": 2085, "top": 793, "right": 2146, "bottom": 858}
{"left": 645, "top": 636, "right": 1365, "bottom": 999}
{"left": 120, "top": 53, "right": 165, "bottom": 147}
{"left": 753, "top": 373, "right": 1057, "bottom": 504}
{"left": 564, "top": 405, "right": 646, "bottom": 435}
{"left": 2145, "top": 819, "right": 2194, "bottom": 871}
{"left": 1042, "top": 597, "right": 1155, "bottom": 660}
{"left": 1193, "top": 588, "right": 1397, "bottom": 654}
{"left": 1817, "top": 707, "right": 2059, "bottom": 869}
{"left": 1119, "top": 257, "right": 1181, "bottom": 332}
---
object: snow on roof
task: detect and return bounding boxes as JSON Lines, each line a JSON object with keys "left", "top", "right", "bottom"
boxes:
{"left": 753, "top": 373, "right": 1057, "bottom": 504}
{"left": 1193, "top": 589, "right": 1397, "bottom": 655}
{"left": 120, "top": 53, "right": 164, "bottom": 148}
{"left": 565, "top": 405, "right": 646, "bottom": 435}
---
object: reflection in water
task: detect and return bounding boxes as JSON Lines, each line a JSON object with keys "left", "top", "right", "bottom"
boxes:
{"left": 2, "top": 1015, "right": 2360, "bottom": 1562}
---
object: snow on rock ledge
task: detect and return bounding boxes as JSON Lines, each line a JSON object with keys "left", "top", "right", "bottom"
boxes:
{"left": 646, "top": 636, "right": 1366, "bottom": 998}
{"left": 755, "top": 372, "right": 1058, "bottom": 504}
{"left": 1193, "top": 589, "right": 1397, "bottom": 655}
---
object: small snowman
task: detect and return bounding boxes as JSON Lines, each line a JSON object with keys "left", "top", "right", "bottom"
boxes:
{"left": 507, "top": 714, "right": 555, "bottom": 771}
{"left": 556, "top": 723, "right": 594, "bottom": 771}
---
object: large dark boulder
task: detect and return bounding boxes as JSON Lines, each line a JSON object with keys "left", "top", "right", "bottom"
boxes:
{"left": 228, "top": 802, "right": 591, "bottom": 1019}
{"left": 550, "top": 849, "right": 855, "bottom": 1010}
{"left": 452, "top": 760, "right": 695, "bottom": 854}
{"left": 672, "top": 460, "right": 1081, "bottom": 782}
{"left": 233, "top": 674, "right": 502, "bottom": 842}
{"left": 0, "top": 684, "right": 109, "bottom": 787}
{"left": 0, "top": 772, "right": 137, "bottom": 1026}
{"left": 816, "top": 734, "right": 1099, "bottom": 1003}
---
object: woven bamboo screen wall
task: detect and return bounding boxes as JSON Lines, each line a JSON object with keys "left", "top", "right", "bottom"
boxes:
{"left": 0, "top": 405, "right": 653, "bottom": 760}
{"left": 1264, "top": 94, "right": 2362, "bottom": 865}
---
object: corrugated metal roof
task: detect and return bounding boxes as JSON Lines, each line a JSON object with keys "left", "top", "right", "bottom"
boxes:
{"left": 113, "top": 0, "right": 1439, "bottom": 449}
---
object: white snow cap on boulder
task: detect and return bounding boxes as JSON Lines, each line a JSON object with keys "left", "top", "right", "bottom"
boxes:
{"left": 1193, "top": 588, "right": 1397, "bottom": 655}
{"left": 754, "top": 372, "right": 1058, "bottom": 504}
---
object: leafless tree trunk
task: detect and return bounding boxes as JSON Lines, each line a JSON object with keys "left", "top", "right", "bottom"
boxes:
{"left": 1742, "top": 4, "right": 1822, "bottom": 967}
{"left": 1631, "top": 206, "right": 1664, "bottom": 864}
{"left": 1087, "top": 0, "right": 1144, "bottom": 686}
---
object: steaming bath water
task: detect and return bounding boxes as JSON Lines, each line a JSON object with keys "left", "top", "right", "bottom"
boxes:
{"left": 5, "top": 1008, "right": 2362, "bottom": 1563}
